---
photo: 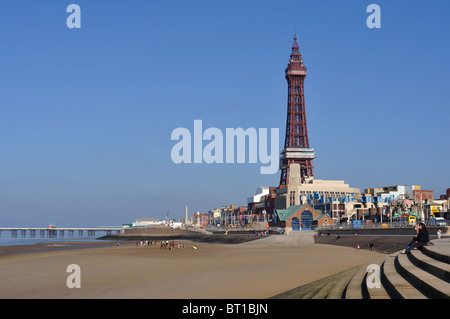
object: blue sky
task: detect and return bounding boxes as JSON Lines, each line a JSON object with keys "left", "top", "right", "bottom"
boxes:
{"left": 1, "top": 1, "right": 449, "bottom": 226}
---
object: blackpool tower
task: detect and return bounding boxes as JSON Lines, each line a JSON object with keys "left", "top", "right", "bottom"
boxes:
{"left": 279, "top": 34, "right": 315, "bottom": 187}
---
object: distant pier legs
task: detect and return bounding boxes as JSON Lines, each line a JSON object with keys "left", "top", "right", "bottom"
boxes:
{"left": 1, "top": 227, "right": 122, "bottom": 239}
{"left": 47, "top": 229, "right": 56, "bottom": 238}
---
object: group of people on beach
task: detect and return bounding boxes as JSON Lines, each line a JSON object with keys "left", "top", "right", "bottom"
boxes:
{"left": 158, "top": 240, "right": 186, "bottom": 250}
{"left": 135, "top": 240, "right": 195, "bottom": 250}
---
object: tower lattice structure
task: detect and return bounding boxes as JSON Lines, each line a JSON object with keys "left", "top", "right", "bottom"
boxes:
{"left": 279, "top": 34, "right": 315, "bottom": 187}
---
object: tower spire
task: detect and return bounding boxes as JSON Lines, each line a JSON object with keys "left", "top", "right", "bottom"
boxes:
{"left": 292, "top": 33, "right": 299, "bottom": 52}
{"left": 288, "top": 33, "right": 304, "bottom": 68}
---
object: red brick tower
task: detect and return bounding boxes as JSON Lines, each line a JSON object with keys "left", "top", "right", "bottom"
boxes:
{"left": 279, "top": 34, "right": 315, "bottom": 186}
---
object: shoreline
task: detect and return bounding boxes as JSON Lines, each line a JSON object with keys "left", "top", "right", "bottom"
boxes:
{"left": 0, "top": 240, "right": 117, "bottom": 258}
{"left": 0, "top": 231, "right": 271, "bottom": 256}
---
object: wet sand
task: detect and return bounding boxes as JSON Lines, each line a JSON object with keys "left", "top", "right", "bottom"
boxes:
{"left": 0, "top": 237, "right": 382, "bottom": 299}
{"left": 0, "top": 241, "right": 111, "bottom": 257}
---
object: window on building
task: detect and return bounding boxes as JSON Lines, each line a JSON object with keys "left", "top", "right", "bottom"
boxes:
{"left": 290, "top": 191, "right": 296, "bottom": 206}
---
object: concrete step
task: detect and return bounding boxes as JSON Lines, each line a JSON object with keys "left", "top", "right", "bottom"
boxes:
{"left": 397, "top": 253, "right": 450, "bottom": 299}
{"left": 298, "top": 277, "right": 335, "bottom": 299}
{"left": 307, "top": 268, "right": 356, "bottom": 299}
{"left": 367, "top": 274, "right": 391, "bottom": 299}
{"left": 381, "top": 254, "right": 427, "bottom": 299}
{"left": 422, "top": 240, "right": 450, "bottom": 264}
{"left": 310, "top": 276, "right": 336, "bottom": 299}
{"left": 269, "top": 273, "right": 335, "bottom": 299}
{"left": 271, "top": 238, "right": 450, "bottom": 299}
{"left": 409, "top": 250, "right": 450, "bottom": 282}
{"left": 366, "top": 263, "right": 391, "bottom": 299}
{"left": 345, "top": 265, "right": 366, "bottom": 299}
{"left": 326, "top": 267, "right": 360, "bottom": 299}
{"left": 301, "top": 278, "right": 331, "bottom": 299}
{"left": 343, "top": 259, "right": 390, "bottom": 299}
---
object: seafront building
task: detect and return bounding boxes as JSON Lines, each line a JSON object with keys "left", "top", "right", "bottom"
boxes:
{"left": 205, "top": 183, "right": 448, "bottom": 231}
{"left": 275, "top": 164, "right": 361, "bottom": 209}
{"left": 365, "top": 185, "right": 421, "bottom": 201}
{"left": 270, "top": 203, "right": 333, "bottom": 231}
{"left": 130, "top": 218, "right": 161, "bottom": 227}
{"left": 274, "top": 163, "right": 361, "bottom": 222}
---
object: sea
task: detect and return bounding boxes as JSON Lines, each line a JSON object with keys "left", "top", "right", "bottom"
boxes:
{"left": 0, "top": 230, "right": 111, "bottom": 247}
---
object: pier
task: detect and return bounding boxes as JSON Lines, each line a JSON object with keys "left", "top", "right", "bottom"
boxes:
{"left": 0, "top": 227, "right": 123, "bottom": 239}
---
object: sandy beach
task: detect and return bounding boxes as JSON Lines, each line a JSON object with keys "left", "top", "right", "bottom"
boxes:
{"left": 0, "top": 235, "right": 382, "bottom": 299}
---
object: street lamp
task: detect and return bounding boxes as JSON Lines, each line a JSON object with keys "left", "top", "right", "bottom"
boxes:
{"left": 389, "top": 200, "right": 392, "bottom": 225}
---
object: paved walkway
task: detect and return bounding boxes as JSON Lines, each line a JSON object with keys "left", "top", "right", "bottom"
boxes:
{"left": 428, "top": 237, "right": 450, "bottom": 252}
{"left": 241, "top": 230, "right": 315, "bottom": 246}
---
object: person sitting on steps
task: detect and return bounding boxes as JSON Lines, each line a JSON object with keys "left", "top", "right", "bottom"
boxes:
{"left": 401, "top": 222, "right": 429, "bottom": 254}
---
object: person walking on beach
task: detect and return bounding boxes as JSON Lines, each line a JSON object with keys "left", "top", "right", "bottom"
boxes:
{"left": 401, "top": 222, "right": 429, "bottom": 254}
